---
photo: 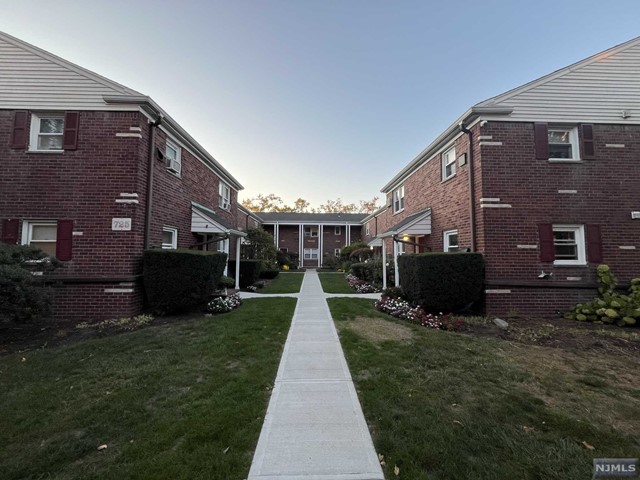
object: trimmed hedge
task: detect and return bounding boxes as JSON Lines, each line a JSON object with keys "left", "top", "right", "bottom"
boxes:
{"left": 398, "top": 253, "right": 484, "bottom": 312}
{"left": 228, "top": 259, "right": 262, "bottom": 288}
{"left": 351, "top": 262, "right": 374, "bottom": 282}
{"left": 260, "top": 269, "right": 280, "bottom": 280}
{"left": 143, "top": 249, "right": 227, "bottom": 314}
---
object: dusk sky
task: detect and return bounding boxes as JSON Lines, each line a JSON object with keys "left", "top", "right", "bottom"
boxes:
{"left": 2, "top": 1, "right": 639, "bottom": 208}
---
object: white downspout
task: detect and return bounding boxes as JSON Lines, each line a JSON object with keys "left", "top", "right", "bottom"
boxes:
{"left": 393, "top": 237, "right": 400, "bottom": 287}
{"left": 235, "top": 236, "right": 241, "bottom": 290}
{"left": 382, "top": 238, "right": 387, "bottom": 290}
{"left": 318, "top": 224, "right": 323, "bottom": 268}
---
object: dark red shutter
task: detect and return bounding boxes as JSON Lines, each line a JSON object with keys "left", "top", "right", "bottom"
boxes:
{"left": 1, "top": 219, "right": 19, "bottom": 244}
{"left": 62, "top": 111, "right": 80, "bottom": 150}
{"left": 534, "top": 123, "right": 549, "bottom": 160}
{"left": 538, "top": 223, "right": 554, "bottom": 262}
{"left": 56, "top": 220, "right": 74, "bottom": 261}
{"left": 581, "top": 124, "right": 595, "bottom": 160}
{"left": 586, "top": 224, "right": 603, "bottom": 263}
{"left": 10, "top": 111, "right": 28, "bottom": 149}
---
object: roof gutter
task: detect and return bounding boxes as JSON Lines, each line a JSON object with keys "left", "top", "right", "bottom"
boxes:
{"left": 103, "top": 95, "right": 244, "bottom": 191}
{"left": 380, "top": 106, "right": 513, "bottom": 193}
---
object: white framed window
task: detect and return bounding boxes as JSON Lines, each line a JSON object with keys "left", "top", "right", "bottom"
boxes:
{"left": 552, "top": 225, "right": 586, "bottom": 265}
{"left": 29, "top": 113, "right": 64, "bottom": 151}
{"left": 396, "top": 240, "right": 405, "bottom": 255}
{"left": 442, "top": 146, "right": 456, "bottom": 181}
{"left": 365, "top": 222, "right": 370, "bottom": 236}
{"left": 334, "top": 248, "right": 341, "bottom": 256}
{"left": 393, "top": 186, "right": 404, "bottom": 214}
{"left": 219, "top": 182, "right": 231, "bottom": 211}
{"left": 22, "top": 221, "right": 57, "bottom": 257}
{"left": 162, "top": 227, "right": 178, "bottom": 249}
{"left": 217, "top": 238, "right": 229, "bottom": 253}
{"left": 443, "top": 229, "right": 459, "bottom": 252}
{"left": 165, "top": 139, "right": 182, "bottom": 175}
{"left": 548, "top": 127, "right": 580, "bottom": 161}
{"left": 303, "top": 248, "right": 318, "bottom": 259}
{"left": 304, "top": 226, "right": 318, "bottom": 237}
{"left": 334, "top": 226, "right": 341, "bottom": 235}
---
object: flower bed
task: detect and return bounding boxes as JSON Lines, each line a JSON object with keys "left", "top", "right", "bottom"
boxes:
{"left": 346, "top": 273, "right": 380, "bottom": 293}
{"left": 206, "top": 293, "right": 242, "bottom": 314}
{"left": 375, "top": 295, "right": 463, "bottom": 331}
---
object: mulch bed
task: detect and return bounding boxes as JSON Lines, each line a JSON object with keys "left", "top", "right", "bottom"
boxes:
{"left": 462, "top": 315, "right": 640, "bottom": 355}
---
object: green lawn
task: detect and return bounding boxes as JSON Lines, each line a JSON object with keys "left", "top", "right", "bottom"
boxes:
{"left": 260, "top": 272, "right": 304, "bottom": 294}
{"left": 328, "top": 298, "right": 640, "bottom": 480}
{"left": 318, "top": 272, "right": 353, "bottom": 294}
{"left": 0, "top": 298, "right": 297, "bottom": 480}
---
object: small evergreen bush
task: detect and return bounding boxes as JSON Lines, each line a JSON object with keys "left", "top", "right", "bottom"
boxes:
{"left": 228, "top": 259, "right": 262, "bottom": 288}
{"left": 398, "top": 253, "right": 484, "bottom": 312}
{"left": 143, "top": 249, "right": 227, "bottom": 314}
{"left": 0, "top": 244, "right": 62, "bottom": 324}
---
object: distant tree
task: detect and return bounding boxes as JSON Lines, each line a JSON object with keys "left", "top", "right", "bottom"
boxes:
{"left": 358, "top": 196, "right": 380, "bottom": 214}
{"left": 241, "top": 194, "right": 381, "bottom": 214}
{"left": 242, "top": 193, "right": 288, "bottom": 212}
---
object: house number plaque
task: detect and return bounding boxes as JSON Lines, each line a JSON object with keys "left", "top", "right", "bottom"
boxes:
{"left": 112, "top": 218, "right": 132, "bottom": 231}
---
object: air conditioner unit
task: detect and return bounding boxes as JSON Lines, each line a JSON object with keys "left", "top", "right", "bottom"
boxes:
{"left": 168, "top": 159, "right": 181, "bottom": 175}
{"left": 632, "top": 211, "right": 640, "bottom": 219}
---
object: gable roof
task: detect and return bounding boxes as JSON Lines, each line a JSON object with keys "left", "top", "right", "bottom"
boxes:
{"left": 381, "top": 36, "right": 640, "bottom": 193}
{"left": 475, "top": 35, "right": 640, "bottom": 123}
{"left": 0, "top": 30, "right": 142, "bottom": 109}
{"left": 256, "top": 212, "right": 368, "bottom": 224}
{"left": 0, "top": 30, "right": 244, "bottom": 191}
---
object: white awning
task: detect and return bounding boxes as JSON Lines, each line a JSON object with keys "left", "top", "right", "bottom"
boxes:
{"left": 191, "top": 202, "right": 246, "bottom": 236}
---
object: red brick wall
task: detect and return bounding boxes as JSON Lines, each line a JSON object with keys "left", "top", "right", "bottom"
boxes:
{"left": 375, "top": 125, "right": 480, "bottom": 257}
{"left": 376, "top": 121, "right": 639, "bottom": 318}
{"left": 1, "top": 109, "right": 242, "bottom": 322}
{"left": 479, "top": 121, "right": 640, "bottom": 317}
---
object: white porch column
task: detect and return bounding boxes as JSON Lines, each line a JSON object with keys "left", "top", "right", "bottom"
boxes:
{"left": 382, "top": 238, "right": 387, "bottom": 290}
{"left": 234, "top": 236, "right": 241, "bottom": 290}
{"left": 275, "top": 223, "right": 279, "bottom": 247}
{"left": 346, "top": 224, "right": 351, "bottom": 245}
{"left": 318, "top": 224, "right": 323, "bottom": 267}
{"left": 393, "top": 238, "right": 400, "bottom": 287}
{"left": 299, "top": 224, "right": 303, "bottom": 267}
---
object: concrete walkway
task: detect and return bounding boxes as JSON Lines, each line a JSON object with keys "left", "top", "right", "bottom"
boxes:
{"left": 247, "top": 270, "right": 384, "bottom": 480}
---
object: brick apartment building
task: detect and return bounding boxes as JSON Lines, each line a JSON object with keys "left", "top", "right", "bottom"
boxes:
{"left": 0, "top": 31, "right": 246, "bottom": 322}
{"left": 363, "top": 36, "right": 640, "bottom": 318}
{"left": 2, "top": 31, "right": 639, "bottom": 321}
{"left": 257, "top": 213, "right": 366, "bottom": 268}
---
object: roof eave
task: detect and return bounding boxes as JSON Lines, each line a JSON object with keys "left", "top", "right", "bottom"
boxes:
{"left": 103, "top": 95, "right": 244, "bottom": 191}
{"left": 380, "top": 106, "right": 513, "bottom": 193}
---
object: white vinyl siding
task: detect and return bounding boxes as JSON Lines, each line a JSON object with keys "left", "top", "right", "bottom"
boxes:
{"left": 0, "top": 34, "right": 140, "bottom": 109}
{"left": 475, "top": 40, "right": 640, "bottom": 124}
